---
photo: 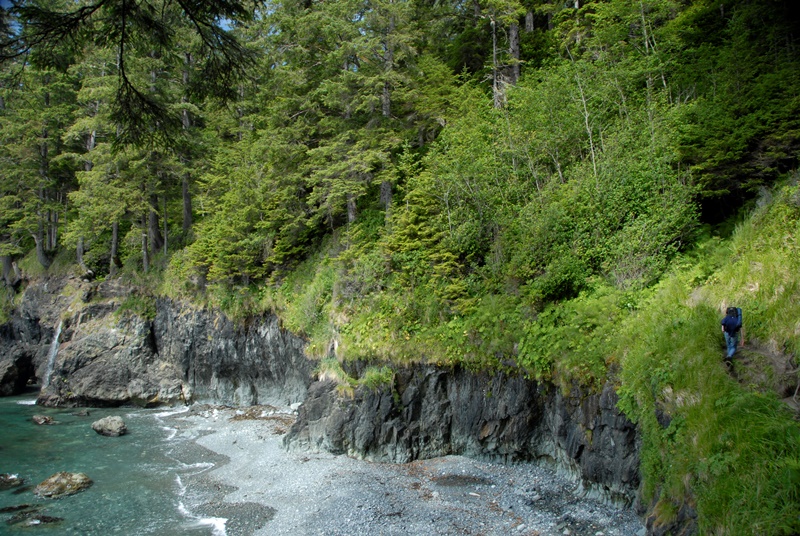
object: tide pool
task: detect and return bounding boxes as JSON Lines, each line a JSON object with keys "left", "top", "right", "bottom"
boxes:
{"left": 0, "top": 392, "right": 224, "bottom": 535}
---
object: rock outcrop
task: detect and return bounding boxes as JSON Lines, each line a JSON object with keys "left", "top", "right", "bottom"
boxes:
{"left": 0, "top": 340, "right": 35, "bottom": 396}
{"left": 284, "top": 366, "right": 640, "bottom": 505}
{"left": 0, "top": 276, "right": 313, "bottom": 407}
{"left": 34, "top": 472, "right": 93, "bottom": 498}
{"left": 91, "top": 416, "right": 127, "bottom": 436}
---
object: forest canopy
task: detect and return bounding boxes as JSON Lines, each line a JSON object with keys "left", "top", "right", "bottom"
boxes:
{"left": 2, "top": 0, "right": 798, "bottom": 288}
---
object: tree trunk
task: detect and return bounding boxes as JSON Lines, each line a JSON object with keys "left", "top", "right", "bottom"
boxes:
{"left": 110, "top": 221, "right": 120, "bottom": 276}
{"left": 525, "top": 11, "right": 534, "bottom": 32}
{"left": 85, "top": 129, "right": 96, "bottom": 171}
{"left": 382, "top": 81, "right": 392, "bottom": 118}
{"left": 148, "top": 194, "right": 164, "bottom": 253}
{"left": 47, "top": 209, "right": 58, "bottom": 251}
{"left": 492, "top": 20, "right": 502, "bottom": 108}
{"left": 181, "top": 54, "right": 194, "bottom": 237}
{"left": 77, "top": 236, "right": 90, "bottom": 274}
{"left": 509, "top": 22, "right": 520, "bottom": 86}
{"left": 141, "top": 214, "right": 150, "bottom": 273}
{"left": 163, "top": 195, "right": 168, "bottom": 255}
{"left": 1, "top": 255, "right": 16, "bottom": 287}
{"left": 346, "top": 193, "right": 357, "bottom": 224}
{"left": 182, "top": 174, "right": 192, "bottom": 234}
{"left": 381, "top": 15, "right": 395, "bottom": 119}
{"left": 380, "top": 180, "right": 392, "bottom": 211}
{"left": 34, "top": 226, "right": 51, "bottom": 269}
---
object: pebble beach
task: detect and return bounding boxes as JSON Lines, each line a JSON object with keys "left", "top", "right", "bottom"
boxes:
{"left": 171, "top": 405, "right": 646, "bottom": 536}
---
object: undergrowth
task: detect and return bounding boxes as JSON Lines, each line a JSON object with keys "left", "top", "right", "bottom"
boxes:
{"left": 617, "top": 183, "right": 800, "bottom": 535}
{"left": 263, "top": 182, "right": 800, "bottom": 534}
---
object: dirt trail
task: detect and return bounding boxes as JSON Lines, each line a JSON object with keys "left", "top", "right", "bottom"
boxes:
{"left": 728, "top": 341, "right": 799, "bottom": 415}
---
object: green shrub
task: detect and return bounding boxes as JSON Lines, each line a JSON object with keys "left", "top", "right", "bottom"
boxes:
{"left": 116, "top": 294, "right": 157, "bottom": 320}
{"left": 360, "top": 366, "right": 394, "bottom": 391}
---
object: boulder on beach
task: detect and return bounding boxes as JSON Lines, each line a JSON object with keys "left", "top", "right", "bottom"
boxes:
{"left": 91, "top": 416, "right": 127, "bottom": 437}
{"left": 34, "top": 472, "right": 93, "bottom": 499}
{"left": 0, "top": 473, "right": 24, "bottom": 490}
{"left": 32, "top": 415, "right": 56, "bottom": 425}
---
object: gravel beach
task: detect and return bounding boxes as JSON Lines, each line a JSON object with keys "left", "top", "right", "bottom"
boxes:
{"left": 171, "top": 405, "right": 645, "bottom": 536}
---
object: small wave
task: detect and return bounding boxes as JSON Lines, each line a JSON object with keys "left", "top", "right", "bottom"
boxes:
{"left": 176, "top": 461, "right": 215, "bottom": 476}
{"left": 178, "top": 501, "right": 228, "bottom": 536}
{"left": 152, "top": 406, "right": 191, "bottom": 419}
{"left": 175, "top": 475, "right": 186, "bottom": 496}
{"left": 15, "top": 399, "right": 37, "bottom": 405}
{"left": 198, "top": 517, "right": 228, "bottom": 536}
{"left": 161, "top": 425, "right": 178, "bottom": 441}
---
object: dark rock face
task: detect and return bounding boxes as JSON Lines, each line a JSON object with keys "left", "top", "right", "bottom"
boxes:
{"left": 152, "top": 299, "right": 312, "bottom": 406}
{"left": 0, "top": 341, "right": 35, "bottom": 396}
{"left": 34, "top": 472, "right": 93, "bottom": 498}
{"left": 285, "top": 366, "right": 640, "bottom": 505}
{"left": 0, "top": 277, "right": 313, "bottom": 408}
{"left": 91, "top": 416, "right": 127, "bottom": 437}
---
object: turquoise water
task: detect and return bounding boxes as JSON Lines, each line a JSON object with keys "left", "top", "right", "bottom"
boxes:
{"left": 0, "top": 392, "right": 223, "bottom": 535}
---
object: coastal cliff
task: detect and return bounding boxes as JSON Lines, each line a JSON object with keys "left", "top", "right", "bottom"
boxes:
{"left": 0, "top": 276, "right": 312, "bottom": 407}
{"left": 284, "top": 368, "right": 640, "bottom": 506}
{"left": 1, "top": 276, "right": 642, "bottom": 508}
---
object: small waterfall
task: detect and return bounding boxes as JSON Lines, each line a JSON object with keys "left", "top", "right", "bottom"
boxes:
{"left": 42, "top": 320, "right": 63, "bottom": 389}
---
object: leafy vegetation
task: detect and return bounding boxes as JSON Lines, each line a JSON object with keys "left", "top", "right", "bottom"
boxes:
{"left": 2, "top": 0, "right": 799, "bottom": 533}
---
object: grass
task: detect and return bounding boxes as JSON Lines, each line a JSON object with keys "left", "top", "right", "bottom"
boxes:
{"left": 115, "top": 293, "right": 157, "bottom": 320}
{"left": 616, "top": 183, "right": 800, "bottom": 535}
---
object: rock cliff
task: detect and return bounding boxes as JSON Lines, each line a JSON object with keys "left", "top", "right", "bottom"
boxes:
{"left": 284, "top": 366, "right": 640, "bottom": 505}
{"left": 0, "top": 276, "right": 313, "bottom": 407}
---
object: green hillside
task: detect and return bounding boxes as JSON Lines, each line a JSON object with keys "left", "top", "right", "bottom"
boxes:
{"left": 1, "top": 0, "right": 799, "bottom": 533}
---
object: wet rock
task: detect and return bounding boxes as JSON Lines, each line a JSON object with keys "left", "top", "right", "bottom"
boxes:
{"left": 0, "top": 504, "right": 33, "bottom": 513}
{"left": 0, "top": 473, "right": 23, "bottom": 490}
{"left": 92, "top": 416, "right": 127, "bottom": 436}
{"left": 14, "top": 284, "right": 313, "bottom": 408}
{"left": 6, "top": 510, "right": 64, "bottom": 527}
{"left": 34, "top": 472, "right": 93, "bottom": 498}
{"left": 72, "top": 409, "right": 91, "bottom": 416}
{"left": 32, "top": 415, "right": 56, "bottom": 425}
{"left": 0, "top": 343, "right": 35, "bottom": 396}
{"left": 0, "top": 504, "right": 36, "bottom": 514}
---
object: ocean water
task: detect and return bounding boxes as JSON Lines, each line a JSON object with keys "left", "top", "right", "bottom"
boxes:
{"left": 0, "top": 392, "right": 225, "bottom": 535}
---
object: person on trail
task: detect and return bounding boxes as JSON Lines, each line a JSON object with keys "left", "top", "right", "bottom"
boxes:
{"left": 721, "top": 307, "right": 742, "bottom": 360}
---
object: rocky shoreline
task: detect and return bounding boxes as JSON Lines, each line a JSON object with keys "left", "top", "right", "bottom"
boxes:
{"left": 1, "top": 276, "right": 656, "bottom": 534}
{"left": 174, "top": 405, "right": 645, "bottom": 536}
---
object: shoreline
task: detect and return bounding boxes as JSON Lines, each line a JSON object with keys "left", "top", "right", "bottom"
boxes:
{"left": 173, "top": 405, "right": 645, "bottom": 536}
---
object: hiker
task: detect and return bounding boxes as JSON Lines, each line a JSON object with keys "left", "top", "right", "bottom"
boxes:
{"left": 721, "top": 306, "right": 742, "bottom": 360}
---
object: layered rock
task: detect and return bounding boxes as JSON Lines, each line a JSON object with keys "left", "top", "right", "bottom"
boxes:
{"left": 0, "top": 276, "right": 313, "bottom": 407}
{"left": 284, "top": 366, "right": 640, "bottom": 505}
